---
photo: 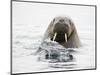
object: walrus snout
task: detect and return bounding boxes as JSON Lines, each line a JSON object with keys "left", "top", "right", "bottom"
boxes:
{"left": 51, "top": 23, "right": 68, "bottom": 43}
{"left": 53, "top": 23, "right": 68, "bottom": 33}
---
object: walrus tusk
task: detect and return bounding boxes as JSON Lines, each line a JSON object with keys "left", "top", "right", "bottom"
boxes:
{"left": 53, "top": 32, "right": 57, "bottom": 41}
{"left": 65, "top": 33, "right": 67, "bottom": 42}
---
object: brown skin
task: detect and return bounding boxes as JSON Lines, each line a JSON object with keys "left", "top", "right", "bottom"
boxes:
{"left": 43, "top": 16, "right": 81, "bottom": 48}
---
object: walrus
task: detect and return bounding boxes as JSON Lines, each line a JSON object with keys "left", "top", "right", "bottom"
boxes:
{"left": 35, "top": 16, "right": 81, "bottom": 62}
{"left": 43, "top": 16, "right": 81, "bottom": 48}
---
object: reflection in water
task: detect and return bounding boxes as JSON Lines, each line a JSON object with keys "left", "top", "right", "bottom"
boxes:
{"left": 36, "top": 39, "right": 76, "bottom": 69}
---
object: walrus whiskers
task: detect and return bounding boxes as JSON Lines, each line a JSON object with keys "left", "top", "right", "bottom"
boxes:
{"left": 53, "top": 32, "right": 57, "bottom": 41}
{"left": 65, "top": 33, "right": 67, "bottom": 42}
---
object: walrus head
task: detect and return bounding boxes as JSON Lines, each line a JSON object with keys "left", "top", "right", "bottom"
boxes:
{"left": 50, "top": 16, "right": 74, "bottom": 44}
{"left": 42, "top": 16, "right": 81, "bottom": 48}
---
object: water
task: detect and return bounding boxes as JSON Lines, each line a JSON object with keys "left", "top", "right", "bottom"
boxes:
{"left": 12, "top": 23, "right": 95, "bottom": 73}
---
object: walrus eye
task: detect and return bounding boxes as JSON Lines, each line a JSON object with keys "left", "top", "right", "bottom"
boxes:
{"left": 59, "top": 19, "right": 64, "bottom": 22}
